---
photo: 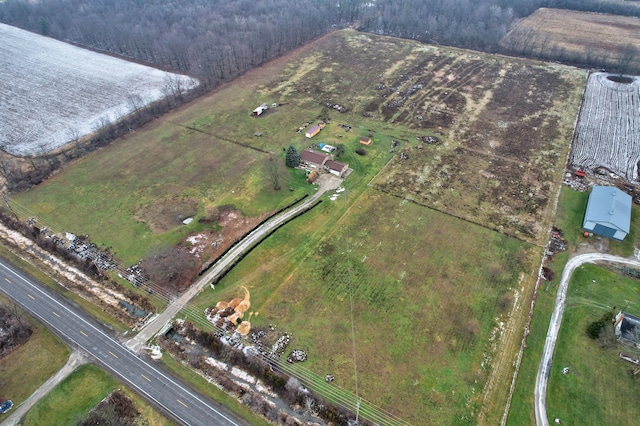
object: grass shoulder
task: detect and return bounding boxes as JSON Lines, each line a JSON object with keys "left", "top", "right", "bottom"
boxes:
{"left": 0, "top": 294, "right": 70, "bottom": 406}
{"left": 22, "top": 363, "right": 175, "bottom": 426}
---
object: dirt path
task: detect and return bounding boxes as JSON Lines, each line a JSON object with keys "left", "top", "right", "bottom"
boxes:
{"left": 1, "top": 350, "right": 87, "bottom": 426}
{"left": 126, "top": 175, "right": 341, "bottom": 352}
{"left": 534, "top": 253, "right": 640, "bottom": 426}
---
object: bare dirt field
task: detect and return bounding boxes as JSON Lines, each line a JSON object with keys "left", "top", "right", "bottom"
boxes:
{"left": 251, "top": 31, "right": 584, "bottom": 244}
{"left": 503, "top": 8, "right": 640, "bottom": 62}
{"left": 569, "top": 72, "right": 640, "bottom": 182}
{"left": 0, "top": 23, "right": 195, "bottom": 156}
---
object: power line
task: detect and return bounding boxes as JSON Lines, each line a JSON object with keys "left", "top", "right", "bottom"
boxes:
{"left": 1, "top": 192, "right": 412, "bottom": 426}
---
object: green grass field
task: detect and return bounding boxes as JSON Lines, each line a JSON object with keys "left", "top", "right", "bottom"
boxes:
{"left": 188, "top": 183, "right": 538, "bottom": 424}
{"left": 21, "top": 364, "right": 174, "bottom": 426}
{"left": 8, "top": 30, "right": 588, "bottom": 425}
{"left": 547, "top": 264, "right": 640, "bottom": 425}
{"left": 507, "top": 186, "right": 640, "bottom": 424}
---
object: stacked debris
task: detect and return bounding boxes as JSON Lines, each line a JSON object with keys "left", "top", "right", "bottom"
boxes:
{"left": 547, "top": 227, "right": 568, "bottom": 256}
{"left": 286, "top": 349, "right": 307, "bottom": 363}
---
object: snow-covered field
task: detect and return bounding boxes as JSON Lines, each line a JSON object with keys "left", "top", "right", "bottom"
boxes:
{"left": 570, "top": 72, "right": 640, "bottom": 182}
{"left": 0, "top": 23, "right": 197, "bottom": 156}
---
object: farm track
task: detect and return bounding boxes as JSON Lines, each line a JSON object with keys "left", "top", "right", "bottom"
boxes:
{"left": 534, "top": 253, "right": 640, "bottom": 426}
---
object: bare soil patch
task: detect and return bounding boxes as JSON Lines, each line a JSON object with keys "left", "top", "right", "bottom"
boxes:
{"left": 135, "top": 197, "right": 199, "bottom": 233}
{"left": 367, "top": 57, "right": 582, "bottom": 244}
{"left": 182, "top": 208, "right": 270, "bottom": 272}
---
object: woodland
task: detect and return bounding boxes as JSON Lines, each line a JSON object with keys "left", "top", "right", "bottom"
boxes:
{"left": 1, "top": 0, "right": 639, "bottom": 94}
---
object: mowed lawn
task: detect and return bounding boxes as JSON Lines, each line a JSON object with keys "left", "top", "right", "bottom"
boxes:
{"left": 194, "top": 188, "right": 537, "bottom": 424}
{"left": 22, "top": 364, "right": 174, "bottom": 426}
{"left": 546, "top": 264, "right": 640, "bottom": 425}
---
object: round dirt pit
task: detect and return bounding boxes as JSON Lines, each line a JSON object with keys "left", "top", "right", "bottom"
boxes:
{"left": 607, "top": 75, "right": 634, "bottom": 84}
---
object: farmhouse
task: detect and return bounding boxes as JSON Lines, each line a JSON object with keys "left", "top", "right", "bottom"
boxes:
{"left": 614, "top": 311, "right": 640, "bottom": 346}
{"left": 325, "top": 160, "right": 349, "bottom": 177}
{"left": 305, "top": 125, "right": 322, "bottom": 138}
{"left": 359, "top": 137, "right": 372, "bottom": 146}
{"left": 300, "top": 149, "right": 331, "bottom": 168}
{"left": 582, "top": 186, "right": 632, "bottom": 241}
{"left": 300, "top": 149, "right": 349, "bottom": 177}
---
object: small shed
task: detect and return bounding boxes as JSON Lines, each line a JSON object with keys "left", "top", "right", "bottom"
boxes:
{"left": 326, "top": 160, "right": 349, "bottom": 177}
{"left": 305, "top": 125, "right": 321, "bottom": 138}
{"left": 359, "top": 137, "right": 372, "bottom": 146}
{"left": 614, "top": 311, "right": 640, "bottom": 345}
{"left": 582, "top": 186, "right": 632, "bottom": 241}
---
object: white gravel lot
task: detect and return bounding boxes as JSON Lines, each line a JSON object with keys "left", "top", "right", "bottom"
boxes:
{"left": 0, "top": 23, "right": 196, "bottom": 156}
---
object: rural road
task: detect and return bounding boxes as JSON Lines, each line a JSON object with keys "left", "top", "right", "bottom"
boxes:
{"left": 126, "top": 174, "right": 342, "bottom": 352}
{"left": 0, "top": 257, "right": 249, "bottom": 426}
{"left": 534, "top": 252, "right": 640, "bottom": 426}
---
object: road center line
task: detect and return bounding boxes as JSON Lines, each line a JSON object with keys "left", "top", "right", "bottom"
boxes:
{"left": 52, "top": 311, "right": 61, "bottom": 318}
{"left": 27, "top": 293, "right": 35, "bottom": 300}
{"left": 79, "top": 330, "right": 88, "bottom": 337}
{"left": 109, "top": 351, "right": 119, "bottom": 359}
{"left": 177, "top": 399, "right": 188, "bottom": 408}
{"left": 141, "top": 373, "right": 151, "bottom": 382}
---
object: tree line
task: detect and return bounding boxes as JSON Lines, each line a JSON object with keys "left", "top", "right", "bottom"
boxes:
{"left": 0, "top": 0, "right": 354, "bottom": 90}
{"left": 2, "top": 0, "right": 640, "bottom": 93}
{"left": 2, "top": 0, "right": 640, "bottom": 90}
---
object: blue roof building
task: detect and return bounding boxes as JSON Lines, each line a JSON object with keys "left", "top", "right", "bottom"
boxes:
{"left": 583, "top": 186, "right": 632, "bottom": 241}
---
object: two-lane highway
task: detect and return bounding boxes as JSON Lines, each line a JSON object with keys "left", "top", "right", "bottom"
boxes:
{"left": 0, "top": 257, "right": 247, "bottom": 426}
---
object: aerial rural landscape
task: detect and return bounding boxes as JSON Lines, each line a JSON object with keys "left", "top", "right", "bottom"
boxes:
{"left": 1, "top": 1, "right": 640, "bottom": 426}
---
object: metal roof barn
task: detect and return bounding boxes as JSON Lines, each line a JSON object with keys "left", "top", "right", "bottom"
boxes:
{"left": 582, "top": 186, "right": 632, "bottom": 241}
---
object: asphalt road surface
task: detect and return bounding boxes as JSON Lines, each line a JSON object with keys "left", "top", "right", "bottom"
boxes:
{"left": 0, "top": 257, "right": 248, "bottom": 426}
{"left": 534, "top": 252, "right": 640, "bottom": 426}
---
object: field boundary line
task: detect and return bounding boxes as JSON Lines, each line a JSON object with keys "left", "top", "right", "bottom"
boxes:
{"left": 165, "top": 120, "right": 270, "bottom": 154}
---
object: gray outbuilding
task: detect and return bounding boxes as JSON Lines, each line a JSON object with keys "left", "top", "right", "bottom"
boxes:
{"left": 582, "top": 185, "right": 632, "bottom": 241}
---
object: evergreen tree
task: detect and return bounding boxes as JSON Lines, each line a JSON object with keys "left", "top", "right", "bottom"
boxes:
{"left": 286, "top": 145, "right": 300, "bottom": 167}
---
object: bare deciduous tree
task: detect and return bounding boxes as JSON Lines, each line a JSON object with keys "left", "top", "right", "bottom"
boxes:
{"left": 264, "top": 155, "right": 285, "bottom": 191}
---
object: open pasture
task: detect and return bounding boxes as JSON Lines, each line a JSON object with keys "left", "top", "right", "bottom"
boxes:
{"left": 569, "top": 72, "right": 640, "bottom": 183}
{"left": 503, "top": 8, "right": 640, "bottom": 63}
{"left": 0, "top": 23, "right": 194, "bottom": 156}
{"left": 13, "top": 30, "right": 567, "bottom": 423}
{"left": 198, "top": 189, "right": 538, "bottom": 424}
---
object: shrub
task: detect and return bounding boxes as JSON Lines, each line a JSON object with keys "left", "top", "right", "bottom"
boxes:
{"left": 586, "top": 309, "right": 616, "bottom": 339}
{"left": 355, "top": 147, "right": 366, "bottom": 156}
